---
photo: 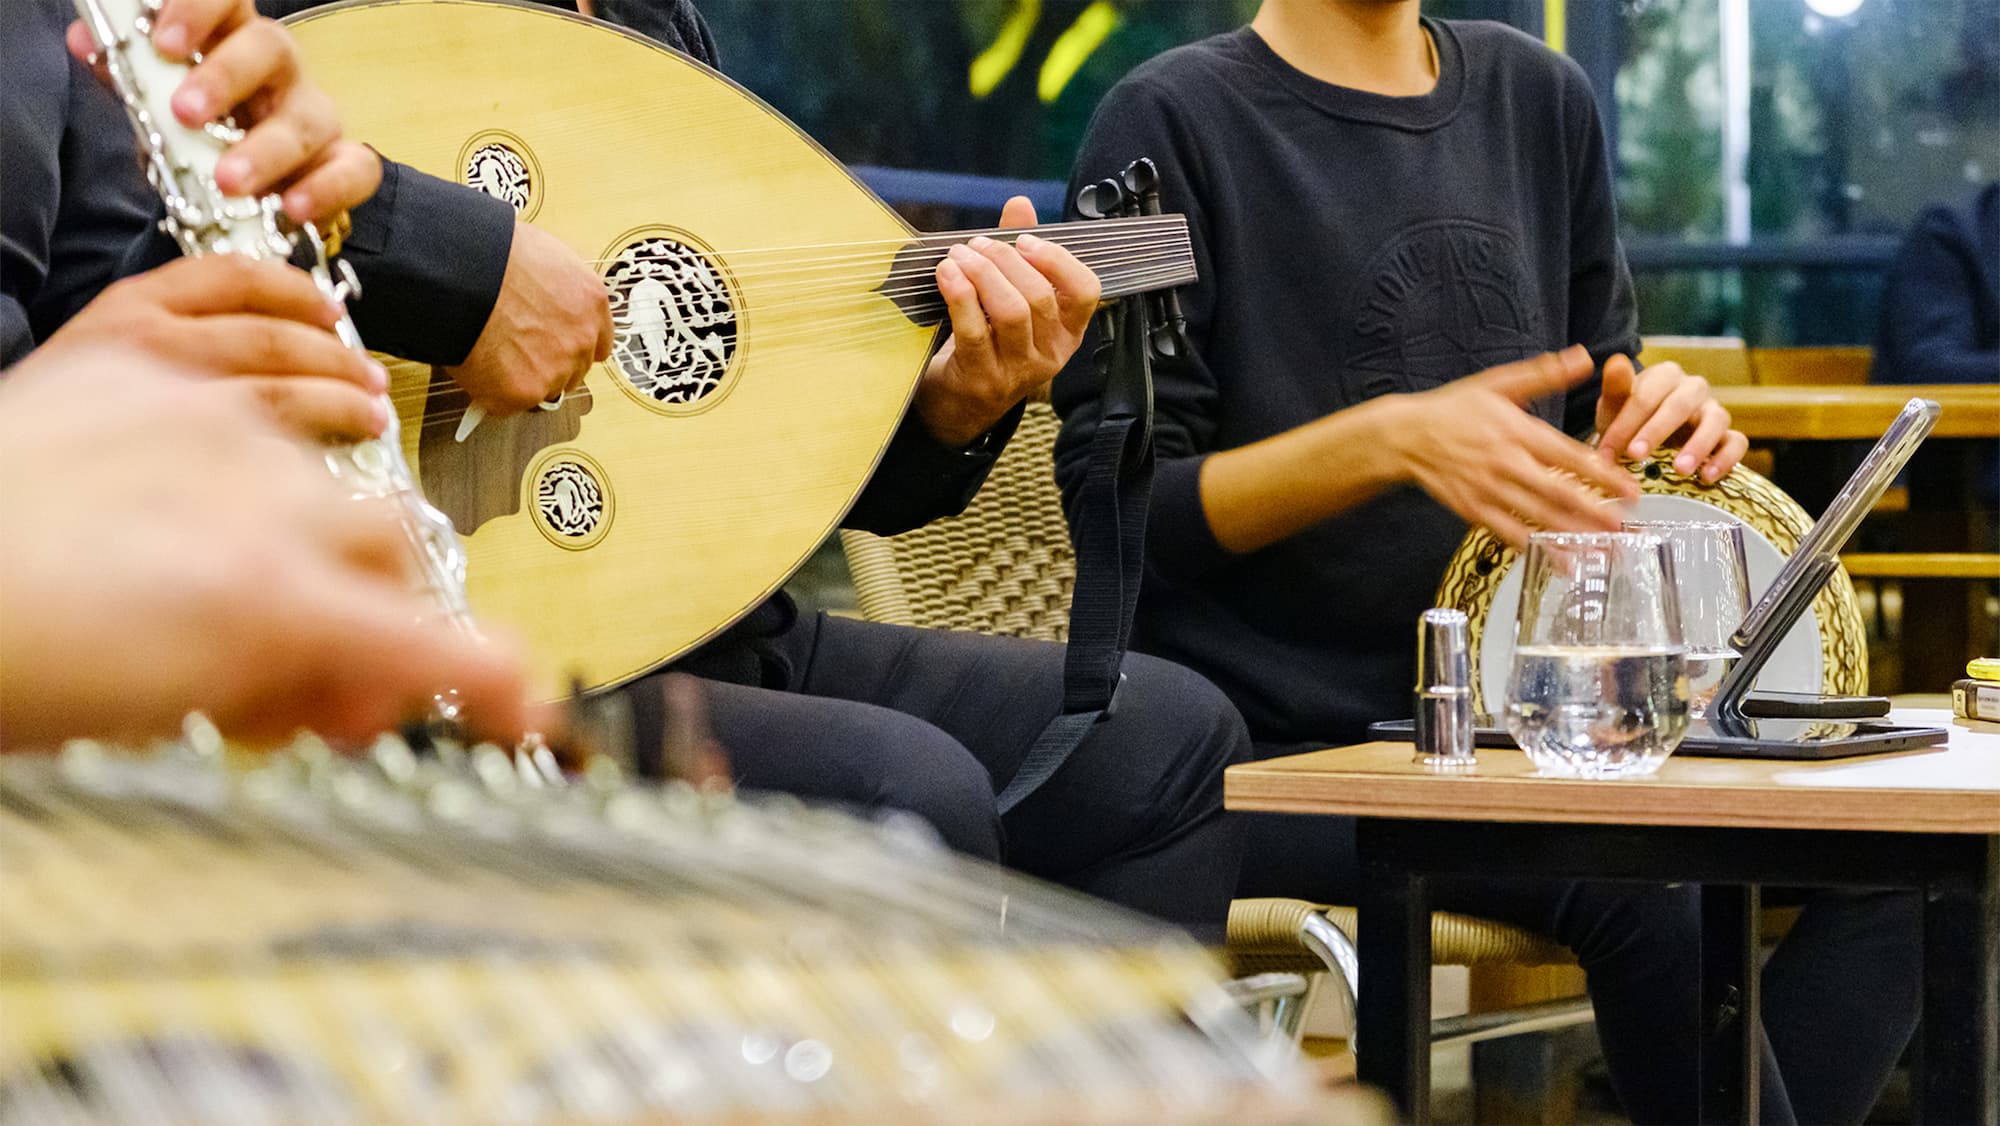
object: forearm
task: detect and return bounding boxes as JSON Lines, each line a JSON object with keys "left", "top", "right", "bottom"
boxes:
{"left": 1198, "top": 395, "right": 1412, "bottom": 555}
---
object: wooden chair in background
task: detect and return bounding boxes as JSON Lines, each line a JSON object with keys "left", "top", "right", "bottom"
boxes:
{"left": 1638, "top": 336, "right": 1775, "bottom": 478}
{"left": 1637, "top": 335, "right": 1756, "bottom": 386}
{"left": 1747, "top": 345, "right": 1873, "bottom": 386}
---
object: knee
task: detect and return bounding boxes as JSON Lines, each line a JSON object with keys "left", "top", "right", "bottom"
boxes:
{"left": 842, "top": 711, "right": 1002, "bottom": 863}
{"left": 1117, "top": 652, "right": 1253, "bottom": 781}
{"left": 1552, "top": 882, "right": 1700, "bottom": 970}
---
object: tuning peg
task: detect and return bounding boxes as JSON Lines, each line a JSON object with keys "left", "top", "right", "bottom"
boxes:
{"left": 1075, "top": 178, "right": 1128, "bottom": 220}
{"left": 1120, "top": 158, "right": 1159, "bottom": 198}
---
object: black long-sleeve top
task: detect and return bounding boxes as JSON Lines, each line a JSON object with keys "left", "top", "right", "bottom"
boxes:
{"left": 1052, "top": 20, "right": 1636, "bottom": 746}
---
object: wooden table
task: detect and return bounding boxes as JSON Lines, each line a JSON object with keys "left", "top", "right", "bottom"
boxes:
{"left": 1712, "top": 384, "right": 2000, "bottom": 440}
{"left": 1226, "top": 711, "right": 2000, "bottom": 1124}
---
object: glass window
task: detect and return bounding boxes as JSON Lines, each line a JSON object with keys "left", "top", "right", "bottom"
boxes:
{"left": 1613, "top": 0, "right": 1999, "bottom": 343}
{"left": 697, "top": 0, "right": 1998, "bottom": 344}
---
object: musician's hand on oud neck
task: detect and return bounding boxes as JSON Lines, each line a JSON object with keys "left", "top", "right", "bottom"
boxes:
{"left": 917, "top": 195, "right": 1101, "bottom": 447}
{"left": 0, "top": 348, "right": 529, "bottom": 750}
{"left": 1382, "top": 346, "right": 1640, "bottom": 549}
{"left": 40, "top": 256, "right": 387, "bottom": 443}
{"left": 1593, "top": 354, "right": 1747, "bottom": 484}
{"left": 66, "top": 0, "right": 380, "bottom": 223}
{"left": 446, "top": 220, "right": 614, "bottom": 418}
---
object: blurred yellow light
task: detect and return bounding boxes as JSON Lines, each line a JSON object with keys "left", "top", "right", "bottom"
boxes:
{"left": 970, "top": 0, "right": 1042, "bottom": 98}
{"left": 1039, "top": 2, "right": 1121, "bottom": 103}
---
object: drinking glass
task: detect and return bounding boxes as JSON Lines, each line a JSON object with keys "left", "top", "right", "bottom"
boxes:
{"left": 1504, "top": 532, "right": 1691, "bottom": 778}
{"left": 1624, "top": 520, "right": 1751, "bottom": 716}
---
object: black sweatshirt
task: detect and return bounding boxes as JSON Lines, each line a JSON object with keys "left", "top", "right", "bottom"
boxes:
{"left": 1053, "top": 19, "right": 1638, "bottom": 745}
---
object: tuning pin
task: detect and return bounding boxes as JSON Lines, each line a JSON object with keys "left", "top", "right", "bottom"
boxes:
{"left": 1075, "top": 178, "right": 1128, "bottom": 221}
{"left": 1120, "top": 158, "right": 1159, "bottom": 197}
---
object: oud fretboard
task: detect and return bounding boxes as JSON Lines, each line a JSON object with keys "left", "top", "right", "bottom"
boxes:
{"left": 885, "top": 214, "right": 1196, "bottom": 324}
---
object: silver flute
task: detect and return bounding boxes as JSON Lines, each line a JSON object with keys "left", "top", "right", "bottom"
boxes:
{"left": 72, "top": 0, "right": 477, "bottom": 715}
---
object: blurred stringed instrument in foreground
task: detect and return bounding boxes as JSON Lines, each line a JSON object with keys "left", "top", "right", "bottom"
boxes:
{"left": 0, "top": 736, "right": 1323, "bottom": 1123}
{"left": 286, "top": 0, "right": 1199, "bottom": 697}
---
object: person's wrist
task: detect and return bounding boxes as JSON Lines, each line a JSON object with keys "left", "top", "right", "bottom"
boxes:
{"left": 912, "top": 369, "right": 1004, "bottom": 449}
{"left": 1341, "top": 393, "right": 1419, "bottom": 486}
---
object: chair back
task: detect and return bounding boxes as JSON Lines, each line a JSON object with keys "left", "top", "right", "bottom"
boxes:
{"left": 841, "top": 400, "right": 1075, "bottom": 641}
{"left": 1639, "top": 336, "right": 1754, "bottom": 386}
{"left": 1750, "top": 346, "right": 1873, "bottom": 386}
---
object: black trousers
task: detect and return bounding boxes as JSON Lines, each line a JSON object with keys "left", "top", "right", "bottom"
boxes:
{"left": 629, "top": 611, "right": 1251, "bottom": 939}
{"left": 1242, "top": 792, "right": 1923, "bottom": 1126}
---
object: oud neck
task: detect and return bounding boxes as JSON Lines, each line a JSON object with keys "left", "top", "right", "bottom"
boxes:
{"left": 892, "top": 214, "right": 1196, "bottom": 322}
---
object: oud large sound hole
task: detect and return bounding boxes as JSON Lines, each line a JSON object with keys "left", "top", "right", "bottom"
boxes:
{"left": 603, "top": 232, "right": 740, "bottom": 410}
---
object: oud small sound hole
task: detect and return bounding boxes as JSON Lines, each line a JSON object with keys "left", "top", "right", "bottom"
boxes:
{"left": 531, "top": 453, "right": 613, "bottom": 550}
{"left": 603, "top": 234, "right": 740, "bottom": 408}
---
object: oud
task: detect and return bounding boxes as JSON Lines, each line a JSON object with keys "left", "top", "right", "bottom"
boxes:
{"left": 286, "top": 0, "right": 1197, "bottom": 697}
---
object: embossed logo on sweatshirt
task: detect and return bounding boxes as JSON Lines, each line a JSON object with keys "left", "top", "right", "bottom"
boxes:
{"left": 1341, "top": 219, "right": 1543, "bottom": 398}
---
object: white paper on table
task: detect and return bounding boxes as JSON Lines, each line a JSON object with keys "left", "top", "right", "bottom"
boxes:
{"left": 1770, "top": 709, "right": 2000, "bottom": 790}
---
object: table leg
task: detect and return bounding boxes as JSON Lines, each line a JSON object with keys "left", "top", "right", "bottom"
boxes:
{"left": 1698, "top": 884, "right": 1762, "bottom": 1125}
{"left": 1915, "top": 836, "right": 1999, "bottom": 1126}
{"left": 1355, "top": 818, "right": 1433, "bottom": 1123}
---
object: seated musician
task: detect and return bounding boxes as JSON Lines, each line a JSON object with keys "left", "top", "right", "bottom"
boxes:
{"left": 1053, "top": 1, "right": 1919, "bottom": 1121}
{"left": 386, "top": 0, "right": 1251, "bottom": 940}
{"left": 6, "top": 0, "right": 1254, "bottom": 939}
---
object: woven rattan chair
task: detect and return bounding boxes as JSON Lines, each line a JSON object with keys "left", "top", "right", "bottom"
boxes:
{"left": 838, "top": 399, "right": 1591, "bottom": 1049}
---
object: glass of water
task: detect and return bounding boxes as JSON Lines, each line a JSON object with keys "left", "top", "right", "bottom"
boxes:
{"left": 1505, "top": 532, "right": 1691, "bottom": 778}
{"left": 1624, "top": 520, "right": 1751, "bottom": 716}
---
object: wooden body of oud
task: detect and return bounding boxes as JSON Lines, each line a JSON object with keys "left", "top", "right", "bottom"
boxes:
{"left": 289, "top": 0, "right": 941, "bottom": 696}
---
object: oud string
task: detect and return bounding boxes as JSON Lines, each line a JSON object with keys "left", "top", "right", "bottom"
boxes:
{"left": 568, "top": 216, "right": 1187, "bottom": 268}
{"left": 379, "top": 257, "right": 1196, "bottom": 416}
{"left": 576, "top": 232, "right": 1193, "bottom": 302}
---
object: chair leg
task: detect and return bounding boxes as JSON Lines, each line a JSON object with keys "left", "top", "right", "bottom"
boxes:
{"left": 1269, "top": 974, "right": 1321, "bottom": 1044}
{"left": 1218, "top": 972, "right": 1315, "bottom": 1048}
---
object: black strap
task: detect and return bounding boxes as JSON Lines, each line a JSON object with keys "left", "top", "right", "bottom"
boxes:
{"left": 995, "top": 300, "right": 1156, "bottom": 814}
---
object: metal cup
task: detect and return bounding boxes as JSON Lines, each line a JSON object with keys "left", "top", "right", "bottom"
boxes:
{"left": 1413, "top": 608, "right": 1476, "bottom": 769}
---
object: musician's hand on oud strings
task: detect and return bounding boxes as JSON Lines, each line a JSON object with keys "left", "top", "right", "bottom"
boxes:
{"left": 917, "top": 195, "right": 1101, "bottom": 447}
{"left": 445, "top": 220, "right": 614, "bottom": 418}
{"left": 65, "top": 0, "right": 380, "bottom": 223}
{"left": 40, "top": 256, "right": 387, "bottom": 443}
{"left": 0, "top": 347, "right": 529, "bottom": 750}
